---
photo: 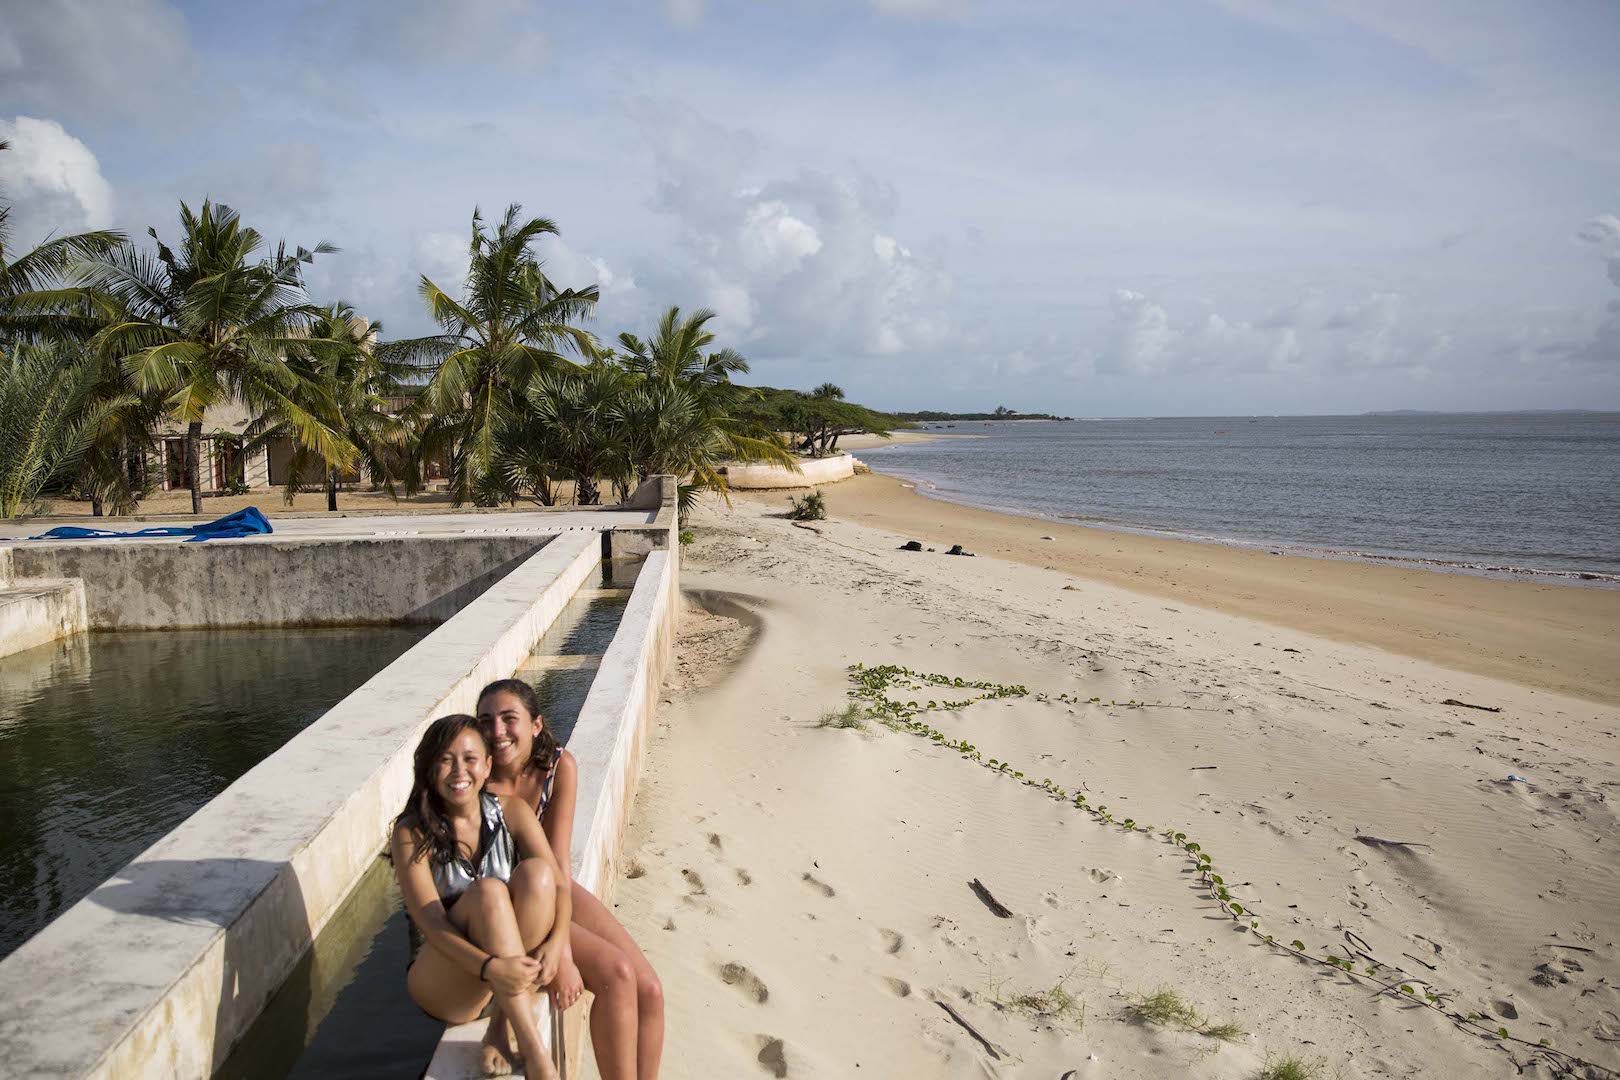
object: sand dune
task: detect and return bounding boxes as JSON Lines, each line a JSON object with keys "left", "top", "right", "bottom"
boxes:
{"left": 586, "top": 489, "right": 1619, "bottom": 1079}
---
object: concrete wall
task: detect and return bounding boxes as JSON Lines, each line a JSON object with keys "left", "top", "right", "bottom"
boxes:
{"left": 722, "top": 452, "right": 851, "bottom": 489}
{"left": 423, "top": 546, "right": 678, "bottom": 1079}
{"left": 0, "top": 579, "right": 85, "bottom": 660}
{"left": 0, "top": 531, "right": 604, "bottom": 1079}
{"left": 5, "top": 535, "right": 554, "bottom": 630}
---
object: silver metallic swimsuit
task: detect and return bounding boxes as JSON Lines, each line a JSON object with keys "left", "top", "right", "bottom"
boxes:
{"left": 407, "top": 791, "right": 516, "bottom": 964}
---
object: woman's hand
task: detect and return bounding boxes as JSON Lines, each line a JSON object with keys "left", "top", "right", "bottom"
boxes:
{"left": 486, "top": 954, "right": 541, "bottom": 997}
{"left": 536, "top": 933, "right": 567, "bottom": 989}
{"left": 551, "top": 950, "right": 585, "bottom": 1010}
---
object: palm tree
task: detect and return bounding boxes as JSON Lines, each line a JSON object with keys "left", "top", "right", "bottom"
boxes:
{"left": 386, "top": 205, "right": 600, "bottom": 505}
{"left": 520, "top": 362, "right": 631, "bottom": 505}
{"left": 76, "top": 200, "right": 352, "bottom": 514}
{"left": 0, "top": 141, "right": 127, "bottom": 347}
{"left": 249, "top": 302, "right": 412, "bottom": 511}
{"left": 0, "top": 341, "right": 133, "bottom": 518}
{"left": 812, "top": 382, "right": 844, "bottom": 400}
{"left": 613, "top": 306, "right": 795, "bottom": 507}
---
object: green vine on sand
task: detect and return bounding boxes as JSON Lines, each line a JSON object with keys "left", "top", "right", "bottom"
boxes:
{"left": 843, "top": 662, "right": 1615, "bottom": 1080}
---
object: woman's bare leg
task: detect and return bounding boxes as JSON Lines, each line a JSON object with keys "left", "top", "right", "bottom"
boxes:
{"left": 571, "top": 883, "right": 663, "bottom": 1080}
{"left": 482, "top": 859, "right": 562, "bottom": 1074}
{"left": 569, "top": 922, "right": 638, "bottom": 1080}
{"left": 415, "top": 875, "right": 556, "bottom": 1079}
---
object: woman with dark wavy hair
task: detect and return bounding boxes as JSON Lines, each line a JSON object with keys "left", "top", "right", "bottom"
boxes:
{"left": 478, "top": 678, "right": 664, "bottom": 1080}
{"left": 392, "top": 714, "right": 571, "bottom": 1078}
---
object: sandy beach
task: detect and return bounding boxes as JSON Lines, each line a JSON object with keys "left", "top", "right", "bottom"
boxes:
{"left": 588, "top": 479, "right": 1620, "bottom": 1078}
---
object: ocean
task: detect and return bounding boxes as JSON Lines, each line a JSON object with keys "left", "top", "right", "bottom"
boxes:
{"left": 856, "top": 413, "right": 1620, "bottom": 582}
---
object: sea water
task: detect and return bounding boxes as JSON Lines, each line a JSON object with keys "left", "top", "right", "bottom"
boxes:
{"left": 860, "top": 413, "right": 1620, "bottom": 580}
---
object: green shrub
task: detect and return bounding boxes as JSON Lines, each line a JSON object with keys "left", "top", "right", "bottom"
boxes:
{"left": 679, "top": 528, "right": 695, "bottom": 545}
{"left": 788, "top": 489, "right": 826, "bottom": 520}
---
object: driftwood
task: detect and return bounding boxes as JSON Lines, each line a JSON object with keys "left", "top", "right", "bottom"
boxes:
{"left": 934, "top": 1000, "right": 1002, "bottom": 1060}
{"left": 969, "top": 878, "right": 1013, "bottom": 918}
{"left": 1355, "top": 835, "right": 1433, "bottom": 851}
{"left": 1441, "top": 698, "right": 1502, "bottom": 713}
{"left": 1189, "top": 765, "right": 1218, "bottom": 771}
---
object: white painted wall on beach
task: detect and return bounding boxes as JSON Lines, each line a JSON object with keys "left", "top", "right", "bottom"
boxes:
{"left": 724, "top": 452, "right": 853, "bottom": 489}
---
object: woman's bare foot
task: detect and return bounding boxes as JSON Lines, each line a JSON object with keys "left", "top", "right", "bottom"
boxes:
{"left": 480, "top": 1013, "right": 521, "bottom": 1077}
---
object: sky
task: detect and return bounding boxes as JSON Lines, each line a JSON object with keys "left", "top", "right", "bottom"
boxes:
{"left": 2, "top": 0, "right": 1618, "bottom": 416}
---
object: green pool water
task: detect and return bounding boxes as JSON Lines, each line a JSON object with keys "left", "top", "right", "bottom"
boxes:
{"left": 0, "top": 624, "right": 433, "bottom": 962}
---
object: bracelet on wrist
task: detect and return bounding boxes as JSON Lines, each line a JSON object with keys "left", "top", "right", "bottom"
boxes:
{"left": 479, "top": 955, "right": 494, "bottom": 982}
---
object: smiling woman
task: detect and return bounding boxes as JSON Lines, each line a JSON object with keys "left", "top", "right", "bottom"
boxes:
{"left": 390, "top": 714, "right": 571, "bottom": 1080}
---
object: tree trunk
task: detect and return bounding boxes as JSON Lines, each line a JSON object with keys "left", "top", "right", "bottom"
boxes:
{"left": 186, "top": 421, "right": 204, "bottom": 515}
{"left": 577, "top": 474, "right": 599, "bottom": 506}
{"left": 91, "top": 495, "right": 104, "bottom": 517}
{"left": 326, "top": 469, "right": 338, "bottom": 511}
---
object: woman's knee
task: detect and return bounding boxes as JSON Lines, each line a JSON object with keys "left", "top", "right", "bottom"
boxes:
{"left": 510, "top": 857, "right": 556, "bottom": 895}
{"left": 464, "top": 876, "right": 513, "bottom": 914}
{"left": 636, "top": 967, "right": 663, "bottom": 1013}
{"left": 601, "top": 951, "right": 636, "bottom": 997}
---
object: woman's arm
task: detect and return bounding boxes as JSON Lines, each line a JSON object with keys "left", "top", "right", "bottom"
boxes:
{"left": 390, "top": 822, "right": 537, "bottom": 994}
{"left": 540, "top": 750, "right": 578, "bottom": 887}
{"left": 500, "top": 795, "right": 572, "bottom": 982}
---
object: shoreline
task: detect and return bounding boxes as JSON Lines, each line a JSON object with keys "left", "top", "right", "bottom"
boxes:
{"left": 856, "top": 454, "right": 1618, "bottom": 587}
{"left": 755, "top": 471, "right": 1620, "bottom": 707}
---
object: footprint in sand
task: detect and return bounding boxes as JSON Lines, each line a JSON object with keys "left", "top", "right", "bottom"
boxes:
{"left": 624, "top": 859, "right": 646, "bottom": 880}
{"left": 736, "top": 868, "right": 754, "bottom": 886}
{"left": 883, "top": 976, "right": 913, "bottom": 998}
{"left": 708, "top": 833, "right": 724, "bottom": 851}
{"left": 880, "top": 929, "right": 904, "bottom": 955}
{"left": 720, "top": 962, "right": 770, "bottom": 1003}
{"left": 756, "top": 1036, "right": 788, "bottom": 1078}
{"left": 682, "top": 868, "right": 707, "bottom": 895}
{"left": 802, "top": 872, "right": 836, "bottom": 898}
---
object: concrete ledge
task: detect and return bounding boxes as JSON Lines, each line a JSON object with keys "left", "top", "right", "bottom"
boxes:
{"left": 0, "top": 530, "right": 603, "bottom": 1079}
{"left": 3, "top": 535, "right": 560, "bottom": 630}
{"left": 722, "top": 453, "right": 849, "bottom": 489}
{"left": 424, "top": 548, "right": 678, "bottom": 1079}
{"left": 0, "top": 579, "right": 86, "bottom": 659}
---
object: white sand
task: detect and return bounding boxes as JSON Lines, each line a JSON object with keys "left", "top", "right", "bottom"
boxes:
{"left": 586, "top": 494, "right": 1620, "bottom": 1079}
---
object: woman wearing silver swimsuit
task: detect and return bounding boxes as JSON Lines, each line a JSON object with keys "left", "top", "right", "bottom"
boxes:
{"left": 392, "top": 713, "right": 570, "bottom": 1079}
{"left": 478, "top": 678, "right": 665, "bottom": 1080}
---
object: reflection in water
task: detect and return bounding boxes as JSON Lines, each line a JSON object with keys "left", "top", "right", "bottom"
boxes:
{"left": 0, "top": 625, "right": 432, "bottom": 961}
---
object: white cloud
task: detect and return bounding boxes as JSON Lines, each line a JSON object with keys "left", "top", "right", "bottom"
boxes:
{"left": 0, "top": 116, "right": 115, "bottom": 250}
{"left": 625, "top": 98, "right": 955, "bottom": 358}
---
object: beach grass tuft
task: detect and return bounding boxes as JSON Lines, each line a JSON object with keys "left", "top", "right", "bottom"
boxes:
{"left": 1008, "top": 980, "right": 1085, "bottom": 1025}
{"left": 817, "top": 703, "right": 868, "bottom": 730}
{"left": 1254, "top": 1057, "right": 1322, "bottom": 1080}
{"left": 1126, "top": 986, "right": 1243, "bottom": 1041}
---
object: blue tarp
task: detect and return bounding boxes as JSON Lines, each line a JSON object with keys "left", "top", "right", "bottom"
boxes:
{"left": 29, "top": 506, "right": 273, "bottom": 543}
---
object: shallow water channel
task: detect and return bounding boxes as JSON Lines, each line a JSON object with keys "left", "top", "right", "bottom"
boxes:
{"left": 0, "top": 624, "right": 433, "bottom": 963}
{"left": 225, "top": 561, "right": 638, "bottom": 1080}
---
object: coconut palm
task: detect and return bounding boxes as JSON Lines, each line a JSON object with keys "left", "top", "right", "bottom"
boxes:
{"left": 386, "top": 205, "right": 599, "bottom": 505}
{"left": 75, "top": 199, "right": 352, "bottom": 514}
{"left": 0, "top": 141, "right": 127, "bottom": 347}
{"left": 613, "top": 306, "right": 795, "bottom": 507}
{"left": 249, "top": 302, "right": 412, "bottom": 511}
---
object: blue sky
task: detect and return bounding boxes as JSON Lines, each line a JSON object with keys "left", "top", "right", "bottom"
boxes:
{"left": 3, "top": 0, "right": 1618, "bottom": 415}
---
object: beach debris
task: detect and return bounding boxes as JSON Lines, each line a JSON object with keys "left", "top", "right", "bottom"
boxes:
{"left": 1040, "top": 534, "right": 1055, "bottom": 540}
{"left": 1441, "top": 698, "right": 1502, "bottom": 713}
{"left": 968, "top": 878, "right": 1014, "bottom": 918}
{"left": 1062, "top": 584, "right": 1079, "bottom": 590}
{"left": 1190, "top": 765, "right": 1218, "bottom": 770}
{"left": 933, "top": 1000, "right": 1004, "bottom": 1060}
{"left": 899, "top": 540, "right": 923, "bottom": 551}
{"left": 945, "top": 544, "right": 976, "bottom": 557}
{"left": 792, "top": 521, "right": 822, "bottom": 534}
{"left": 1506, "top": 774, "right": 1530, "bottom": 783}
{"left": 1354, "top": 835, "right": 1433, "bottom": 851}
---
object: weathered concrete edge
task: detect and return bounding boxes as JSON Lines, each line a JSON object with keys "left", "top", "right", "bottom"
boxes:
{"left": 0, "top": 531, "right": 600, "bottom": 1079}
{"left": 0, "top": 578, "right": 86, "bottom": 659}
{"left": 423, "top": 547, "right": 678, "bottom": 1079}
